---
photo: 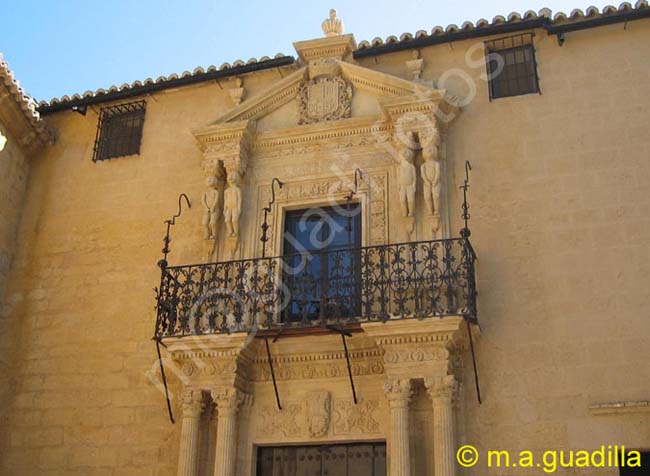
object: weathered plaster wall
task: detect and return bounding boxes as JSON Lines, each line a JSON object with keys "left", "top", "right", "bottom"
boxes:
{"left": 0, "top": 18, "right": 649, "bottom": 476}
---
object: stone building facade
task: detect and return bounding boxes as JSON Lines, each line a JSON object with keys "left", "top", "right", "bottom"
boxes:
{"left": 0, "top": 4, "right": 649, "bottom": 476}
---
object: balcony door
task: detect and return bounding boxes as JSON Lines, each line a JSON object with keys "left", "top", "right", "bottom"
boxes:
{"left": 257, "top": 443, "right": 386, "bottom": 476}
{"left": 282, "top": 205, "right": 361, "bottom": 323}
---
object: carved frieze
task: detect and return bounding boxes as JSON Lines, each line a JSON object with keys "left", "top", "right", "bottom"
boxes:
{"left": 383, "top": 347, "right": 449, "bottom": 364}
{"left": 252, "top": 351, "right": 384, "bottom": 382}
{"left": 255, "top": 397, "right": 384, "bottom": 440}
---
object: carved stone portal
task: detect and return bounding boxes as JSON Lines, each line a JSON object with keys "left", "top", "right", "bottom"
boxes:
{"left": 298, "top": 76, "right": 352, "bottom": 124}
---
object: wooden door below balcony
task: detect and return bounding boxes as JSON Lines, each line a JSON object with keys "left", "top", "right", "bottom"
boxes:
{"left": 256, "top": 442, "right": 386, "bottom": 476}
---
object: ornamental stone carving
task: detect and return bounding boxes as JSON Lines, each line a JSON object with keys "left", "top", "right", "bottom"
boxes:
{"left": 333, "top": 399, "right": 382, "bottom": 435}
{"left": 212, "top": 387, "right": 244, "bottom": 416}
{"left": 181, "top": 388, "right": 206, "bottom": 418}
{"left": 424, "top": 375, "right": 458, "bottom": 404}
{"left": 298, "top": 76, "right": 352, "bottom": 124}
{"left": 256, "top": 403, "right": 303, "bottom": 438}
{"left": 384, "top": 378, "right": 414, "bottom": 408}
{"left": 256, "top": 397, "right": 384, "bottom": 440}
{"left": 322, "top": 9, "right": 344, "bottom": 37}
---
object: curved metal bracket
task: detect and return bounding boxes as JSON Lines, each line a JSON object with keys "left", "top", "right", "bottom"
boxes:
{"left": 261, "top": 178, "right": 284, "bottom": 258}
{"left": 160, "top": 193, "right": 191, "bottom": 268}
{"left": 459, "top": 161, "right": 472, "bottom": 238}
{"left": 345, "top": 168, "right": 365, "bottom": 204}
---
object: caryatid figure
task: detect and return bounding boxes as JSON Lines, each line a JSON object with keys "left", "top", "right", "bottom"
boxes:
{"left": 223, "top": 172, "right": 242, "bottom": 237}
{"left": 397, "top": 145, "right": 417, "bottom": 217}
{"left": 202, "top": 176, "right": 221, "bottom": 240}
{"left": 421, "top": 141, "right": 442, "bottom": 218}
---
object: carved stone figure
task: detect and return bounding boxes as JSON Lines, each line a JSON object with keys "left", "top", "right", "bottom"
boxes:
{"left": 421, "top": 142, "right": 441, "bottom": 218}
{"left": 397, "top": 145, "right": 416, "bottom": 217}
{"left": 201, "top": 176, "right": 221, "bottom": 240}
{"left": 223, "top": 172, "right": 242, "bottom": 237}
{"left": 307, "top": 391, "right": 331, "bottom": 437}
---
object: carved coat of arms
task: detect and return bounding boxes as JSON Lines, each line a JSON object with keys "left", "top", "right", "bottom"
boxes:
{"left": 307, "top": 391, "right": 331, "bottom": 437}
{"left": 298, "top": 77, "right": 352, "bottom": 124}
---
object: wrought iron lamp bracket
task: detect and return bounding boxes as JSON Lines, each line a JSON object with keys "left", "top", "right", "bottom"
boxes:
{"left": 261, "top": 178, "right": 284, "bottom": 259}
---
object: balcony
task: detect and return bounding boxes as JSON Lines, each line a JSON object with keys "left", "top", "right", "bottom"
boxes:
{"left": 154, "top": 237, "right": 477, "bottom": 339}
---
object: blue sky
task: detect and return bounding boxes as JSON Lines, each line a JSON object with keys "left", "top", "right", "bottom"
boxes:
{"left": 3, "top": 0, "right": 615, "bottom": 102}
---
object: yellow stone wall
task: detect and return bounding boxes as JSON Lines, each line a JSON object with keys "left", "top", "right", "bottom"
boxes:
{"left": 1, "top": 19, "right": 649, "bottom": 475}
{"left": 0, "top": 121, "right": 32, "bottom": 439}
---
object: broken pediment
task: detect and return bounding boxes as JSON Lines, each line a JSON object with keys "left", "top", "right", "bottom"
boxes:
{"left": 191, "top": 26, "right": 460, "bottom": 180}
{"left": 207, "top": 57, "right": 451, "bottom": 130}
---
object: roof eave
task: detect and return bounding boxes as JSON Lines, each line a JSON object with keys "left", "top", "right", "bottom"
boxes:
{"left": 354, "top": 8, "right": 650, "bottom": 59}
{"left": 37, "top": 56, "right": 296, "bottom": 115}
{"left": 354, "top": 18, "right": 549, "bottom": 59}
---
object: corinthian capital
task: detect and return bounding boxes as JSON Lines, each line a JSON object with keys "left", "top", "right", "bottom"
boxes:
{"left": 424, "top": 375, "right": 458, "bottom": 404}
{"left": 212, "top": 387, "right": 244, "bottom": 417}
{"left": 384, "top": 378, "right": 413, "bottom": 408}
{"left": 181, "top": 388, "right": 206, "bottom": 418}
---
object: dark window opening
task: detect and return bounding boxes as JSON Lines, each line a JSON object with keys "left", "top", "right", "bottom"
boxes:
{"left": 282, "top": 205, "right": 361, "bottom": 323}
{"left": 93, "top": 100, "right": 146, "bottom": 162}
{"left": 485, "top": 33, "right": 540, "bottom": 100}
{"left": 257, "top": 442, "right": 386, "bottom": 476}
{"left": 620, "top": 451, "right": 649, "bottom": 476}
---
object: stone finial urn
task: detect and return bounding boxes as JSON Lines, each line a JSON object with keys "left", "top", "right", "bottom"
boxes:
{"left": 322, "top": 9, "right": 344, "bottom": 37}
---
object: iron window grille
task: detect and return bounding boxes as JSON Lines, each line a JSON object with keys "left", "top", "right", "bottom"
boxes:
{"left": 92, "top": 100, "right": 146, "bottom": 162}
{"left": 485, "top": 33, "right": 540, "bottom": 100}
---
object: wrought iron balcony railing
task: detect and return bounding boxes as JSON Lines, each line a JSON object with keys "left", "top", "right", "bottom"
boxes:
{"left": 154, "top": 238, "right": 477, "bottom": 339}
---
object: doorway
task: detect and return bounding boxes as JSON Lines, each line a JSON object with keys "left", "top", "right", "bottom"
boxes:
{"left": 256, "top": 442, "right": 386, "bottom": 476}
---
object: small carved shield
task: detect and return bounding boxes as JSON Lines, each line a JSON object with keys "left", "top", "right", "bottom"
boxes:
{"left": 298, "top": 76, "right": 352, "bottom": 124}
{"left": 307, "top": 391, "right": 331, "bottom": 437}
{"left": 307, "top": 80, "right": 339, "bottom": 117}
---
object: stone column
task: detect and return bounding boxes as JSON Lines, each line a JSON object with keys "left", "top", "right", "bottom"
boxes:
{"left": 384, "top": 378, "right": 414, "bottom": 476}
{"left": 177, "top": 389, "right": 206, "bottom": 476}
{"left": 425, "top": 376, "right": 458, "bottom": 476}
{"left": 212, "top": 388, "right": 243, "bottom": 476}
{"left": 236, "top": 394, "right": 254, "bottom": 476}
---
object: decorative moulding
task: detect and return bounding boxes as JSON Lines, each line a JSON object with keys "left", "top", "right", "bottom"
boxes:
{"left": 213, "top": 68, "right": 307, "bottom": 124}
{"left": 589, "top": 401, "right": 650, "bottom": 415}
{"left": 293, "top": 34, "right": 357, "bottom": 63}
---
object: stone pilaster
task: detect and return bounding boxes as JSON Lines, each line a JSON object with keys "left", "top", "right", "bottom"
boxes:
{"left": 177, "top": 389, "right": 206, "bottom": 476}
{"left": 384, "top": 378, "right": 414, "bottom": 476}
{"left": 236, "top": 394, "right": 254, "bottom": 476}
{"left": 425, "top": 375, "right": 458, "bottom": 476}
{"left": 212, "top": 387, "right": 244, "bottom": 476}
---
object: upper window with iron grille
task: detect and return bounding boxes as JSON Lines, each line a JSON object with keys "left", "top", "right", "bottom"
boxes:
{"left": 93, "top": 100, "right": 146, "bottom": 162}
{"left": 485, "top": 33, "right": 540, "bottom": 100}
